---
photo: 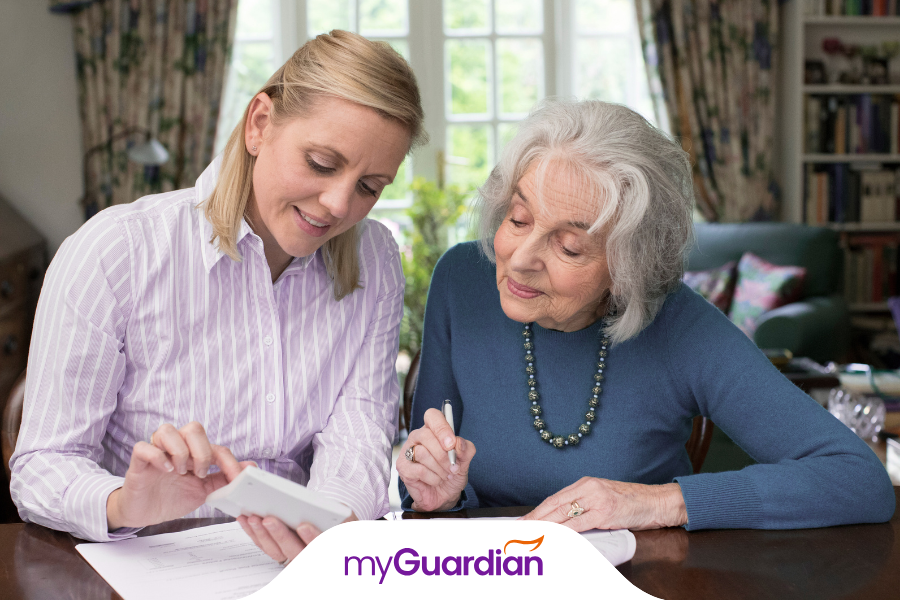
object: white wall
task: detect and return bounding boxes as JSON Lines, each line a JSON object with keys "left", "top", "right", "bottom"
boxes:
{"left": 0, "top": 1, "right": 84, "bottom": 256}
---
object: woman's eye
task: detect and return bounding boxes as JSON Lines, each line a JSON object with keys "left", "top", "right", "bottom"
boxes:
{"left": 508, "top": 218, "right": 526, "bottom": 228}
{"left": 358, "top": 181, "right": 378, "bottom": 197}
{"left": 561, "top": 247, "right": 580, "bottom": 258}
{"left": 306, "top": 157, "right": 334, "bottom": 174}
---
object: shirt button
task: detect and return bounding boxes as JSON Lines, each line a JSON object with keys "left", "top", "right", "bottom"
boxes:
{"left": 264, "top": 336, "right": 273, "bottom": 346}
{"left": 263, "top": 449, "right": 272, "bottom": 457}
{"left": 266, "top": 393, "right": 276, "bottom": 403}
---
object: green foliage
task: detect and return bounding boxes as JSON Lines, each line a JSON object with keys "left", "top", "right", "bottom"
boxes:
{"left": 399, "top": 177, "right": 470, "bottom": 358}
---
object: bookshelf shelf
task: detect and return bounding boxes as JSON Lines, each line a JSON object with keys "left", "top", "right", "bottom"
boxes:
{"left": 803, "top": 154, "right": 900, "bottom": 163}
{"left": 828, "top": 222, "right": 900, "bottom": 231}
{"left": 849, "top": 302, "right": 891, "bottom": 312}
{"left": 804, "top": 16, "right": 900, "bottom": 25}
{"left": 804, "top": 84, "right": 900, "bottom": 94}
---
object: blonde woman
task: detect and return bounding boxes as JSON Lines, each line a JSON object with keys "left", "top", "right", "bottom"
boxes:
{"left": 11, "top": 31, "right": 425, "bottom": 564}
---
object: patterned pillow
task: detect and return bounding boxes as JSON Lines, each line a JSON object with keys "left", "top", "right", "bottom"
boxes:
{"left": 729, "top": 252, "right": 806, "bottom": 337}
{"left": 683, "top": 261, "right": 738, "bottom": 313}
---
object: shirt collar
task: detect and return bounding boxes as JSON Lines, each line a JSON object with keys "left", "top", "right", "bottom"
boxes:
{"left": 195, "top": 156, "right": 317, "bottom": 274}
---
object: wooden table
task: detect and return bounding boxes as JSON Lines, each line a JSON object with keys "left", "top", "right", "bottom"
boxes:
{"left": 1, "top": 488, "right": 898, "bottom": 600}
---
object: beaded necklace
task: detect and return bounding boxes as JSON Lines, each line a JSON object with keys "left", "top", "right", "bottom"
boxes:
{"left": 523, "top": 321, "right": 610, "bottom": 448}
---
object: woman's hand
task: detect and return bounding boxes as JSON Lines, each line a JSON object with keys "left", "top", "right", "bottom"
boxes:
{"left": 522, "top": 477, "right": 688, "bottom": 531}
{"left": 238, "top": 512, "right": 357, "bottom": 565}
{"left": 396, "top": 408, "right": 476, "bottom": 512}
{"left": 106, "top": 422, "right": 254, "bottom": 530}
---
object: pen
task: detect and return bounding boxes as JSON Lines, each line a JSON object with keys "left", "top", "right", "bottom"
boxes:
{"left": 442, "top": 399, "right": 456, "bottom": 466}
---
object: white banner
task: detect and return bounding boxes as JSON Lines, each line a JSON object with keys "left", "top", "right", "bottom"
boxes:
{"left": 247, "top": 521, "right": 659, "bottom": 598}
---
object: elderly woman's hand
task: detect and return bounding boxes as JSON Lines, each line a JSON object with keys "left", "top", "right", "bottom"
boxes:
{"left": 522, "top": 477, "right": 688, "bottom": 531}
{"left": 238, "top": 512, "right": 357, "bottom": 565}
{"left": 397, "top": 408, "right": 476, "bottom": 512}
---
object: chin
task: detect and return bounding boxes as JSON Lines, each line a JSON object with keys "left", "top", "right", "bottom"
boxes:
{"left": 498, "top": 295, "right": 534, "bottom": 325}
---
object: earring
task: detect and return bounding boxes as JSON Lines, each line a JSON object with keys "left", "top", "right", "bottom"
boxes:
{"left": 251, "top": 145, "right": 257, "bottom": 153}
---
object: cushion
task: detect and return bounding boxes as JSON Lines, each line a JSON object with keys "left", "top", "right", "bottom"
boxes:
{"left": 729, "top": 252, "right": 806, "bottom": 337}
{"left": 683, "top": 261, "right": 738, "bottom": 313}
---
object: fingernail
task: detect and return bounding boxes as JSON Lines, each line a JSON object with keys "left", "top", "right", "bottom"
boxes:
{"left": 164, "top": 461, "right": 174, "bottom": 472}
{"left": 263, "top": 520, "right": 275, "bottom": 530}
{"left": 444, "top": 437, "right": 454, "bottom": 449}
{"left": 297, "top": 524, "right": 312, "bottom": 537}
{"left": 179, "top": 466, "right": 187, "bottom": 475}
{"left": 197, "top": 468, "right": 207, "bottom": 479}
{"left": 449, "top": 463, "right": 459, "bottom": 474}
{"left": 251, "top": 520, "right": 261, "bottom": 529}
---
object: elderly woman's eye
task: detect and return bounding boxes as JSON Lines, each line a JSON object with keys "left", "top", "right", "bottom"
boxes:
{"left": 509, "top": 218, "right": 526, "bottom": 227}
{"left": 561, "top": 246, "right": 580, "bottom": 257}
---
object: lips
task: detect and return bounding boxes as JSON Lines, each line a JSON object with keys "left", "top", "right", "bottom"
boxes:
{"left": 293, "top": 206, "right": 332, "bottom": 238}
{"left": 507, "top": 277, "right": 543, "bottom": 299}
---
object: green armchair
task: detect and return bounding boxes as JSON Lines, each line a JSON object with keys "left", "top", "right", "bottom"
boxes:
{"left": 687, "top": 223, "right": 849, "bottom": 364}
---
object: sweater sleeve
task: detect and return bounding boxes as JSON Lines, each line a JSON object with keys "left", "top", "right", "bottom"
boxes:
{"left": 665, "top": 288, "right": 895, "bottom": 530}
{"left": 399, "top": 247, "right": 481, "bottom": 511}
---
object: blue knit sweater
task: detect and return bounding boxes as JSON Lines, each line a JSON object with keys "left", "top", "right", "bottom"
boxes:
{"left": 400, "top": 242, "right": 895, "bottom": 529}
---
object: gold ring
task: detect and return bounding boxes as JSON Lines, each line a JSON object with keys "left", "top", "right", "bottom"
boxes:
{"left": 404, "top": 445, "right": 417, "bottom": 463}
{"left": 567, "top": 501, "right": 584, "bottom": 518}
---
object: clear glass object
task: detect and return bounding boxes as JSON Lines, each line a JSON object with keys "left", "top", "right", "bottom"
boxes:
{"left": 828, "top": 388, "right": 885, "bottom": 442}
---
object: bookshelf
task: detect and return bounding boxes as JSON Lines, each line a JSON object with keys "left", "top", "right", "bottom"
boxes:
{"left": 781, "top": 3, "right": 900, "bottom": 315}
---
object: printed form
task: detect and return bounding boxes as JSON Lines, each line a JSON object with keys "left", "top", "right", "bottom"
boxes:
{"left": 76, "top": 522, "right": 283, "bottom": 600}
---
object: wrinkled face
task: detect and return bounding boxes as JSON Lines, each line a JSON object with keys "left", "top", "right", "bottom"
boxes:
{"left": 246, "top": 96, "right": 409, "bottom": 273}
{"left": 493, "top": 163, "right": 612, "bottom": 332}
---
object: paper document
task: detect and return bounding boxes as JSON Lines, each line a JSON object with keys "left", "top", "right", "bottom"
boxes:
{"left": 76, "top": 522, "right": 282, "bottom": 600}
{"left": 387, "top": 513, "right": 636, "bottom": 566}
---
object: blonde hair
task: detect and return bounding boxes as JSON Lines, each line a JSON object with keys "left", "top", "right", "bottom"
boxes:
{"left": 476, "top": 99, "right": 694, "bottom": 345}
{"left": 204, "top": 30, "right": 426, "bottom": 300}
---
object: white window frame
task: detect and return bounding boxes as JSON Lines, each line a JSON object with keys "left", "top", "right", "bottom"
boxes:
{"left": 225, "top": 0, "right": 656, "bottom": 208}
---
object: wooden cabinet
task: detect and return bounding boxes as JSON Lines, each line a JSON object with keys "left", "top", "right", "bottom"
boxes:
{"left": 0, "top": 197, "right": 46, "bottom": 522}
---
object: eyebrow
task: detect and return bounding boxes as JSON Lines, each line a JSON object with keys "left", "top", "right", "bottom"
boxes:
{"left": 513, "top": 186, "right": 592, "bottom": 231}
{"left": 311, "top": 144, "right": 395, "bottom": 183}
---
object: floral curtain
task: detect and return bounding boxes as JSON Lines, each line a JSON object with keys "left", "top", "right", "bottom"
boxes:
{"left": 50, "top": 0, "right": 238, "bottom": 215}
{"left": 635, "top": 0, "right": 779, "bottom": 222}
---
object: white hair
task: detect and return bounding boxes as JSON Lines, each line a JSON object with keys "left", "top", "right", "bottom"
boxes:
{"left": 475, "top": 98, "right": 695, "bottom": 344}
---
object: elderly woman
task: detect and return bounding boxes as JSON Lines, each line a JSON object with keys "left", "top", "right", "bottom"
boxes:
{"left": 398, "top": 99, "right": 895, "bottom": 530}
{"left": 12, "top": 30, "right": 423, "bottom": 562}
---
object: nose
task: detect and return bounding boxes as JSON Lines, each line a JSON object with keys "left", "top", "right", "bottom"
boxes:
{"left": 318, "top": 180, "right": 355, "bottom": 219}
{"left": 508, "top": 231, "right": 544, "bottom": 273}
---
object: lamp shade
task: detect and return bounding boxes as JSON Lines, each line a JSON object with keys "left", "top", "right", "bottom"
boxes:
{"left": 127, "top": 139, "right": 170, "bottom": 166}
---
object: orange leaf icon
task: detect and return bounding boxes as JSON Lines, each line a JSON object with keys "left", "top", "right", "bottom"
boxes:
{"left": 503, "top": 536, "right": 544, "bottom": 554}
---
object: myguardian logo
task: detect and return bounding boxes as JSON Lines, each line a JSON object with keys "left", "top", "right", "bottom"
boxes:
{"left": 344, "top": 536, "right": 545, "bottom": 584}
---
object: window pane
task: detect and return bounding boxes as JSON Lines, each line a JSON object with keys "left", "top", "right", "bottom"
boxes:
{"left": 498, "top": 122, "right": 519, "bottom": 155}
{"left": 360, "top": 0, "right": 407, "bottom": 35}
{"left": 497, "top": 38, "right": 543, "bottom": 116}
{"left": 375, "top": 38, "right": 409, "bottom": 59}
{"left": 380, "top": 156, "right": 411, "bottom": 201}
{"left": 216, "top": 41, "right": 276, "bottom": 154}
{"left": 370, "top": 210, "right": 412, "bottom": 247}
{"left": 446, "top": 125, "right": 492, "bottom": 189}
{"left": 444, "top": 0, "right": 490, "bottom": 32}
{"left": 578, "top": 38, "right": 630, "bottom": 104}
{"left": 494, "top": 0, "right": 542, "bottom": 34}
{"left": 235, "top": 0, "right": 274, "bottom": 38}
{"left": 576, "top": 0, "right": 633, "bottom": 34}
{"left": 447, "top": 39, "right": 490, "bottom": 116}
{"left": 308, "top": 0, "right": 354, "bottom": 36}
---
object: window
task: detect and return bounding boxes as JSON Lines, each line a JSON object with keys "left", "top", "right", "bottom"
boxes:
{"left": 217, "top": 0, "right": 659, "bottom": 222}
{"left": 215, "top": 0, "right": 277, "bottom": 156}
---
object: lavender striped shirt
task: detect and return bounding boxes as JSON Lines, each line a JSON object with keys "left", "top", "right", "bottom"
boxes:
{"left": 10, "top": 158, "right": 404, "bottom": 542}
